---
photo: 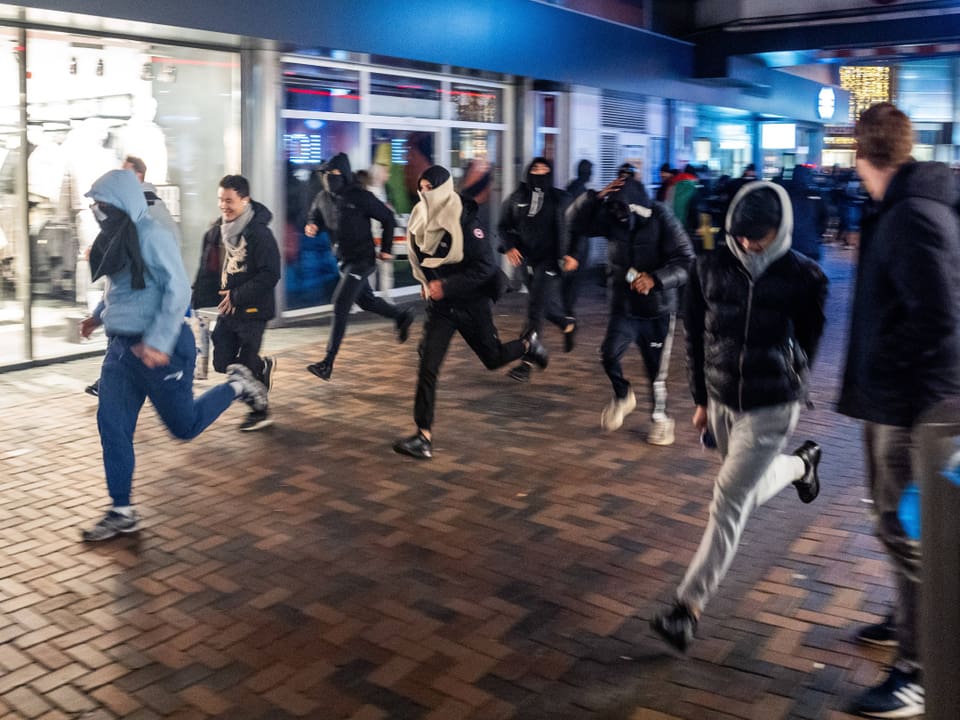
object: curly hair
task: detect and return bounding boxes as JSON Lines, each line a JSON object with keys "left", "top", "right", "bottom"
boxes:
{"left": 855, "top": 102, "right": 913, "bottom": 169}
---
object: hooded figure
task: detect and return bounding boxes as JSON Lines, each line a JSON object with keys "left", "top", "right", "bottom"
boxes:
{"left": 393, "top": 165, "right": 547, "bottom": 460}
{"left": 778, "top": 164, "right": 828, "bottom": 261}
{"left": 566, "top": 159, "right": 593, "bottom": 199}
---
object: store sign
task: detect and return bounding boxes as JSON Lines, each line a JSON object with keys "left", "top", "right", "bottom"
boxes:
{"left": 817, "top": 87, "right": 836, "bottom": 120}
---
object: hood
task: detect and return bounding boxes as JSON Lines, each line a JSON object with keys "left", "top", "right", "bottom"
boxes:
{"left": 525, "top": 156, "right": 554, "bottom": 190}
{"left": 320, "top": 152, "right": 355, "bottom": 185}
{"left": 85, "top": 169, "right": 148, "bottom": 223}
{"left": 725, "top": 181, "right": 793, "bottom": 277}
{"left": 885, "top": 161, "right": 958, "bottom": 209}
{"left": 607, "top": 176, "right": 650, "bottom": 209}
{"left": 576, "top": 159, "right": 593, "bottom": 182}
{"left": 249, "top": 200, "right": 274, "bottom": 227}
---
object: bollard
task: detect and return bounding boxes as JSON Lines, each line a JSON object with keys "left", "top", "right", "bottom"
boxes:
{"left": 915, "top": 397, "right": 960, "bottom": 720}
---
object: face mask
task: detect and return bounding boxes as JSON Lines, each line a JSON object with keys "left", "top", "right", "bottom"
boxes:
{"left": 91, "top": 203, "right": 109, "bottom": 224}
{"left": 606, "top": 200, "right": 630, "bottom": 226}
{"left": 323, "top": 173, "right": 345, "bottom": 194}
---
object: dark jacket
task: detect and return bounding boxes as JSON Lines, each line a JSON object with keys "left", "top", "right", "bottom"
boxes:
{"left": 837, "top": 161, "right": 960, "bottom": 427}
{"left": 411, "top": 194, "right": 499, "bottom": 305}
{"left": 497, "top": 158, "right": 571, "bottom": 266}
{"left": 685, "top": 196, "right": 828, "bottom": 411}
{"left": 778, "top": 165, "right": 827, "bottom": 261}
{"left": 193, "top": 201, "right": 281, "bottom": 320}
{"left": 565, "top": 159, "right": 593, "bottom": 199}
{"left": 567, "top": 178, "right": 694, "bottom": 318}
{"left": 306, "top": 153, "right": 396, "bottom": 265}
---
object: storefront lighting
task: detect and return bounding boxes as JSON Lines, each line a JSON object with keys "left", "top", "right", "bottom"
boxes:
{"left": 839, "top": 66, "right": 890, "bottom": 122}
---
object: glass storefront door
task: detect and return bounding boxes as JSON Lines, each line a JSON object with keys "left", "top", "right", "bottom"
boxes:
{"left": 0, "top": 29, "right": 25, "bottom": 364}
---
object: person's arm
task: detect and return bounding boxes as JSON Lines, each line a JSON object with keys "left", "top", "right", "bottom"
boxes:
{"left": 651, "top": 202, "right": 695, "bottom": 291}
{"left": 140, "top": 226, "right": 191, "bottom": 358}
{"left": 227, "top": 228, "right": 282, "bottom": 309}
{"left": 684, "top": 259, "right": 709, "bottom": 407}
{"left": 793, "top": 259, "right": 829, "bottom": 366}
{"left": 362, "top": 191, "right": 396, "bottom": 256}
{"left": 439, "top": 223, "right": 497, "bottom": 300}
{"left": 305, "top": 192, "right": 325, "bottom": 236}
{"left": 497, "top": 192, "right": 521, "bottom": 253}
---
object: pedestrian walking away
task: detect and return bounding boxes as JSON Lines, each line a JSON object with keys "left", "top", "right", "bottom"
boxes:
{"left": 392, "top": 165, "right": 548, "bottom": 460}
{"left": 193, "top": 174, "right": 281, "bottom": 431}
{"left": 80, "top": 169, "right": 268, "bottom": 542}
{"left": 650, "top": 180, "right": 828, "bottom": 651}
{"left": 302, "top": 152, "right": 414, "bottom": 382}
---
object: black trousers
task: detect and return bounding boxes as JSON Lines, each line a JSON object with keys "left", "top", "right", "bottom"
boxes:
{"left": 414, "top": 298, "right": 524, "bottom": 431}
{"left": 212, "top": 314, "right": 267, "bottom": 382}
{"left": 521, "top": 261, "right": 568, "bottom": 336}
{"left": 326, "top": 261, "right": 404, "bottom": 362}
{"left": 600, "top": 313, "right": 675, "bottom": 418}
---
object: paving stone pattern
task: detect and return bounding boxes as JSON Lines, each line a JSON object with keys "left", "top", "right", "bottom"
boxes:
{"left": 0, "top": 246, "right": 904, "bottom": 719}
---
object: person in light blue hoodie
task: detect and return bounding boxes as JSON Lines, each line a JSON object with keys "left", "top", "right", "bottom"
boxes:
{"left": 78, "top": 169, "right": 268, "bottom": 542}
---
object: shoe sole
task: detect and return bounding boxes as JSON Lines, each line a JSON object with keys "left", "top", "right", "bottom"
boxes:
{"left": 240, "top": 418, "right": 275, "bottom": 432}
{"left": 855, "top": 636, "right": 898, "bottom": 648}
{"left": 647, "top": 435, "right": 676, "bottom": 446}
{"left": 393, "top": 444, "right": 432, "bottom": 460}
{"left": 81, "top": 525, "right": 140, "bottom": 542}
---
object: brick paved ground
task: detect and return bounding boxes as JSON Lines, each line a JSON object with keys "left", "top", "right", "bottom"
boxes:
{"left": 0, "top": 245, "right": 906, "bottom": 719}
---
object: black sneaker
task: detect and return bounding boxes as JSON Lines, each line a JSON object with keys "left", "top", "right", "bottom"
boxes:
{"left": 856, "top": 615, "right": 897, "bottom": 647}
{"left": 508, "top": 362, "right": 532, "bottom": 383}
{"left": 848, "top": 667, "right": 923, "bottom": 718}
{"left": 792, "top": 440, "right": 821, "bottom": 504}
{"left": 563, "top": 318, "right": 576, "bottom": 353}
{"left": 85, "top": 379, "right": 100, "bottom": 397}
{"left": 261, "top": 356, "right": 278, "bottom": 391}
{"left": 226, "top": 364, "right": 268, "bottom": 412}
{"left": 650, "top": 602, "right": 698, "bottom": 653}
{"left": 307, "top": 360, "right": 332, "bottom": 381}
{"left": 239, "top": 409, "right": 274, "bottom": 432}
{"left": 81, "top": 509, "right": 140, "bottom": 542}
{"left": 393, "top": 431, "right": 432, "bottom": 460}
{"left": 522, "top": 330, "right": 549, "bottom": 370}
{"left": 396, "top": 309, "right": 415, "bottom": 344}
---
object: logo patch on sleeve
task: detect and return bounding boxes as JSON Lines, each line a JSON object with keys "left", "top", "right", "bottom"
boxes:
{"left": 473, "top": 228, "right": 484, "bottom": 238}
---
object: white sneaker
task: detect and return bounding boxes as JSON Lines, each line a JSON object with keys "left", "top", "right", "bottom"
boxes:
{"left": 600, "top": 392, "right": 636, "bottom": 432}
{"left": 648, "top": 417, "right": 676, "bottom": 446}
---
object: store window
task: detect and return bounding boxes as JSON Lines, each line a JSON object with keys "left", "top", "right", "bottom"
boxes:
{"left": 450, "top": 82, "right": 501, "bottom": 123}
{"left": 283, "top": 63, "right": 360, "bottom": 114}
{"left": 6, "top": 29, "right": 239, "bottom": 365}
{"left": 534, "top": 92, "right": 559, "bottom": 161}
{"left": 370, "top": 74, "right": 441, "bottom": 119}
{"left": 450, "top": 128, "right": 501, "bottom": 232}
{"left": 0, "top": 29, "right": 24, "bottom": 364}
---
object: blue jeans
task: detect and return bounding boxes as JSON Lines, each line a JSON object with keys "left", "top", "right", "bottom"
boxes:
{"left": 97, "top": 323, "right": 236, "bottom": 506}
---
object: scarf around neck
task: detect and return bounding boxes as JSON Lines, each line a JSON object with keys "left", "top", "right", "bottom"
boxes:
{"left": 89, "top": 209, "right": 146, "bottom": 289}
{"left": 407, "top": 177, "right": 464, "bottom": 287}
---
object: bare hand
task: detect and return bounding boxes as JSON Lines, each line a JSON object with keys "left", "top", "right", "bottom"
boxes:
{"left": 304, "top": 223, "right": 318, "bottom": 238}
{"left": 217, "top": 289, "right": 235, "bottom": 315}
{"left": 562, "top": 255, "right": 579, "bottom": 273}
{"left": 597, "top": 177, "right": 626, "bottom": 198}
{"left": 427, "top": 280, "right": 444, "bottom": 301}
{"left": 79, "top": 316, "right": 101, "bottom": 339}
{"left": 506, "top": 248, "right": 523, "bottom": 267}
{"left": 631, "top": 272, "right": 656, "bottom": 295}
{"left": 378, "top": 251, "right": 394, "bottom": 260}
{"left": 132, "top": 342, "right": 170, "bottom": 368}
{"left": 692, "top": 405, "right": 708, "bottom": 431}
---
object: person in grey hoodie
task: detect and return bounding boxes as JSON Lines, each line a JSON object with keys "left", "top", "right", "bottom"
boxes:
{"left": 79, "top": 169, "right": 268, "bottom": 542}
{"left": 651, "top": 181, "right": 827, "bottom": 653}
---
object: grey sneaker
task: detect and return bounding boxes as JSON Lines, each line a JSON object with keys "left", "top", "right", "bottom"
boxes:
{"left": 600, "top": 391, "right": 636, "bottom": 432}
{"left": 81, "top": 509, "right": 140, "bottom": 542}
{"left": 647, "top": 417, "right": 676, "bottom": 446}
{"left": 227, "top": 364, "right": 268, "bottom": 412}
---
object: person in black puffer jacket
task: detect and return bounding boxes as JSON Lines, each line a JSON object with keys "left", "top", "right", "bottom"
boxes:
{"left": 566, "top": 166, "right": 694, "bottom": 445}
{"left": 392, "top": 165, "right": 548, "bottom": 461}
{"left": 303, "top": 152, "right": 414, "bottom": 382}
{"left": 838, "top": 102, "right": 960, "bottom": 720}
{"left": 651, "top": 181, "right": 828, "bottom": 654}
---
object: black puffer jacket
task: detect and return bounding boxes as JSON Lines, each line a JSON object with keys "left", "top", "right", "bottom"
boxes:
{"left": 686, "top": 183, "right": 828, "bottom": 411}
{"left": 567, "top": 178, "right": 693, "bottom": 318}
{"left": 306, "top": 153, "right": 396, "bottom": 265}
{"left": 497, "top": 158, "right": 570, "bottom": 266}
{"left": 837, "top": 161, "right": 960, "bottom": 426}
{"left": 410, "top": 194, "right": 498, "bottom": 305}
{"left": 193, "top": 201, "right": 281, "bottom": 320}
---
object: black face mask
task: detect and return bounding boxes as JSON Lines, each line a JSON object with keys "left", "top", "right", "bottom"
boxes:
{"left": 323, "top": 173, "right": 345, "bottom": 194}
{"left": 527, "top": 173, "right": 549, "bottom": 190}
{"left": 606, "top": 200, "right": 631, "bottom": 226}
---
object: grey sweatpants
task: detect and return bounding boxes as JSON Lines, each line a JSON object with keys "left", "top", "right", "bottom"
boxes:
{"left": 677, "top": 400, "right": 805, "bottom": 613}
{"left": 864, "top": 422, "right": 921, "bottom": 670}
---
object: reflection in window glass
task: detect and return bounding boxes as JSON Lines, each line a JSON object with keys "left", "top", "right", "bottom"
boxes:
{"left": 450, "top": 129, "right": 501, "bottom": 232}
{"left": 370, "top": 74, "right": 441, "bottom": 118}
{"left": 450, "top": 83, "right": 501, "bottom": 123}
{"left": 283, "top": 63, "right": 360, "bottom": 114}
{"left": 0, "top": 30, "right": 25, "bottom": 364}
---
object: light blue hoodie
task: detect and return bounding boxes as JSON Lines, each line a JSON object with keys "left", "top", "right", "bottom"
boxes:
{"left": 86, "top": 169, "right": 190, "bottom": 354}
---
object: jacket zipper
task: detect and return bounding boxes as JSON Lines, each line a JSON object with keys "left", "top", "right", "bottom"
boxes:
{"left": 738, "top": 268, "right": 754, "bottom": 411}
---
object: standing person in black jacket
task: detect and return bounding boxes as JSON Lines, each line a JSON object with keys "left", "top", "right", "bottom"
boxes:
{"left": 567, "top": 166, "right": 694, "bottom": 445}
{"left": 193, "top": 174, "right": 280, "bottom": 431}
{"left": 777, "top": 164, "right": 828, "bottom": 262}
{"left": 560, "top": 159, "right": 593, "bottom": 351}
{"left": 497, "top": 157, "right": 573, "bottom": 382}
{"left": 651, "top": 181, "right": 827, "bottom": 653}
{"left": 838, "top": 103, "right": 960, "bottom": 720}
{"left": 303, "top": 153, "right": 414, "bottom": 381}
{"left": 393, "top": 165, "right": 548, "bottom": 460}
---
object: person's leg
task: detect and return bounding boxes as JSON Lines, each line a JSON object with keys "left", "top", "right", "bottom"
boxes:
{"left": 96, "top": 337, "right": 148, "bottom": 507}
{"left": 147, "top": 324, "right": 237, "bottom": 440}
{"left": 456, "top": 301, "right": 526, "bottom": 370}
{"left": 211, "top": 314, "right": 241, "bottom": 375}
{"left": 413, "top": 305, "right": 458, "bottom": 434}
{"left": 324, "top": 264, "right": 369, "bottom": 363}
{"left": 675, "top": 401, "right": 802, "bottom": 614}
{"left": 864, "top": 422, "right": 921, "bottom": 669}
{"left": 601, "top": 314, "right": 634, "bottom": 399}
{"left": 636, "top": 314, "right": 675, "bottom": 422}
{"left": 354, "top": 273, "right": 404, "bottom": 321}
{"left": 233, "top": 320, "right": 267, "bottom": 380}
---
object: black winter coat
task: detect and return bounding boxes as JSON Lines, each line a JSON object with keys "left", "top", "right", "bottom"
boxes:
{"left": 686, "top": 246, "right": 828, "bottom": 410}
{"left": 497, "top": 184, "right": 570, "bottom": 266}
{"left": 193, "top": 201, "right": 281, "bottom": 320}
{"left": 307, "top": 184, "right": 396, "bottom": 266}
{"left": 837, "top": 161, "right": 960, "bottom": 427}
{"left": 568, "top": 184, "right": 694, "bottom": 318}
